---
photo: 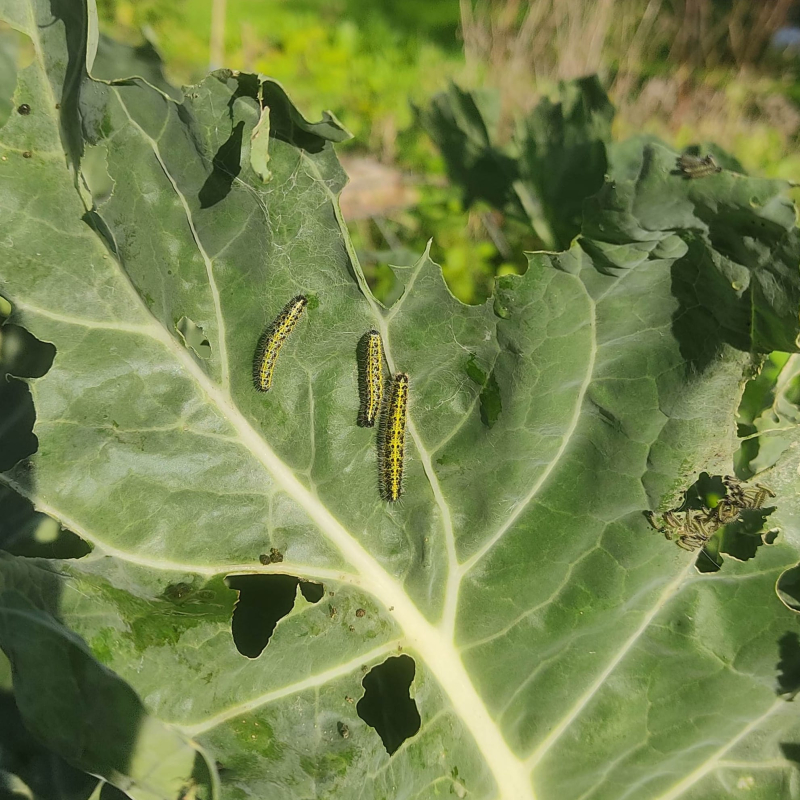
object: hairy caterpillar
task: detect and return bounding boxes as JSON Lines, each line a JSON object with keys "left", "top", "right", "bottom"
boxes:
{"left": 253, "top": 295, "right": 307, "bottom": 392}
{"left": 645, "top": 475, "right": 775, "bottom": 552}
{"left": 357, "top": 330, "right": 384, "bottom": 427}
{"left": 379, "top": 372, "right": 409, "bottom": 502}
{"left": 676, "top": 153, "right": 721, "bottom": 179}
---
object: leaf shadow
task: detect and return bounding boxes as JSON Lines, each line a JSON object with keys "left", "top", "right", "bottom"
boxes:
{"left": 0, "top": 320, "right": 88, "bottom": 559}
{"left": 198, "top": 120, "right": 244, "bottom": 209}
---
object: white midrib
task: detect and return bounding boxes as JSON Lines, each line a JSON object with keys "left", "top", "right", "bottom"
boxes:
{"left": 319, "top": 205, "right": 461, "bottom": 637}
{"left": 18, "top": 294, "right": 533, "bottom": 797}
{"left": 124, "top": 314, "right": 533, "bottom": 799}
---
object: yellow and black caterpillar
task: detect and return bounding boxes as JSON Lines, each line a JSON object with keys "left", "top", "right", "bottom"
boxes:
{"left": 357, "top": 330, "right": 384, "bottom": 427}
{"left": 379, "top": 372, "right": 409, "bottom": 502}
{"left": 253, "top": 295, "right": 307, "bottom": 392}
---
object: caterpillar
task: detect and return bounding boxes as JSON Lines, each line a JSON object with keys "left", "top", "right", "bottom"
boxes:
{"left": 676, "top": 153, "right": 721, "bottom": 179}
{"left": 253, "top": 295, "right": 307, "bottom": 392}
{"left": 357, "top": 330, "right": 384, "bottom": 427}
{"left": 379, "top": 372, "right": 409, "bottom": 502}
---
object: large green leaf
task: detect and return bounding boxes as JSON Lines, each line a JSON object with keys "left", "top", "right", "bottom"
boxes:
{"left": 3, "top": 3, "right": 800, "bottom": 799}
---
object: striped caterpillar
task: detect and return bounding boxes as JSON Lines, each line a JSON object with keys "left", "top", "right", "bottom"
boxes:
{"left": 357, "top": 330, "right": 384, "bottom": 427}
{"left": 253, "top": 295, "right": 307, "bottom": 392}
{"left": 379, "top": 372, "right": 409, "bottom": 502}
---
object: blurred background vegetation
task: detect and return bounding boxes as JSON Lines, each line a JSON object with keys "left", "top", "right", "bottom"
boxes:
{"left": 89, "top": 0, "right": 800, "bottom": 304}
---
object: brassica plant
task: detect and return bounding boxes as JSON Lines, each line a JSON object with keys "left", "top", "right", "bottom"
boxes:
{"left": 2, "top": 3, "right": 800, "bottom": 799}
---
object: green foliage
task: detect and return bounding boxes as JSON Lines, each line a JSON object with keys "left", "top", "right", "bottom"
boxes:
{"left": 351, "top": 186, "right": 533, "bottom": 306}
{"left": 4, "top": 3, "right": 800, "bottom": 800}
{"left": 96, "top": 0, "right": 461, "bottom": 156}
{"left": 419, "top": 76, "right": 616, "bottom": 251}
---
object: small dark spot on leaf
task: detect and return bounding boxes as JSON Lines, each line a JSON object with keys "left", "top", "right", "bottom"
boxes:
{"left": 348, "top": 625, "right": 355, "bottom": 632}
{"left": 258, "top": 553, "right": 270, "bottom": 565}
{"left": 163, "top": 582, "right": 193, "bottom": 601}
{"left": 356, "top": 608, "right": 366, "bottom": 618}
{"left": 337, "top": 721, "right": 350, "bottom": 739}
{"left": 269, "top": 547, "right": 283, "bottom": 563}
{"left": 22, "top": 151, "right": 31, "bottom": 158}
{"left": 226, "top": 574, "right": 323, "bottom": 658}
{"left": 17, "top": 104, "right": 30, "bottom": 115}
{"left": 55, "top": 103, "right": 60, "bottom": 109}
{"left": 329, "top": 605, "right": 337, "bottom": 619}
{"left": 593, "top": 402, "right": 622, "bottom": 431}
{"left": 356, "top": 655, "right": 421, "bottom": 755}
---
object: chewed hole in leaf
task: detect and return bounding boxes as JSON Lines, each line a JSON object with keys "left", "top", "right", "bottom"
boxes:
{"left": 0, "top": 321, "right": 55, "bottom": 469}
{"left": 176, "top": 317, "right": 211, "bottom": 359}
{"left": 0, "top": 323, "right": 56, "bottom": 378}
{"left": 0, "top": 496, "right": 91, "bottom": 561}
{"left": 298, "top": 580, "right": 325, "bottom": 603}
{"left": 356, "top": 654, "right": 421, "bottom": 755}
{"left": 226, "top": 574, "right": 323, "bottom": 658}
{"left": 647, "top": 473, "right": 776, "bottom": 572}
{"left": 777, "top": 632, "right": 800, "bottom": 697}
{"left": 777, "top": 565, "right": 800, "bottom": 613}
{"left": 100, "top": 782, "right": 134, "bottom": 800}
